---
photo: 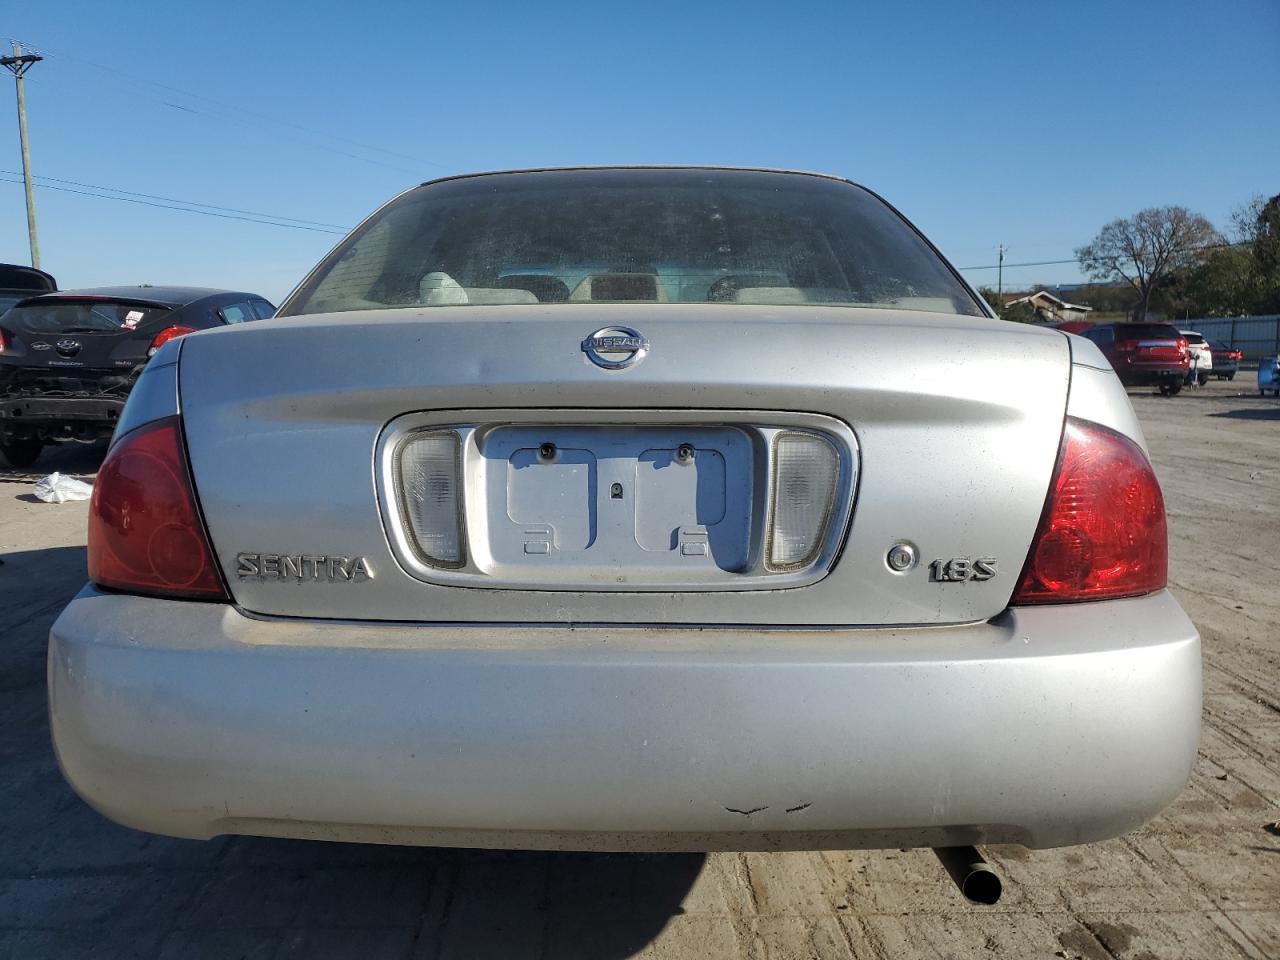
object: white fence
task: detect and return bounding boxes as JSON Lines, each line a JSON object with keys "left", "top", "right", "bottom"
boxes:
{"left": 1182, "top": 315, "right": 1280, "bottom": 361}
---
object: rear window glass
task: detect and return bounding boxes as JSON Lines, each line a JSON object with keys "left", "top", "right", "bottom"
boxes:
{"left": 1181, "top": 333, "right": 1205, "bottom": 344}
{"left": 281, "top": 170, "right": 984, "bottom": 318}
{"left": 1116, "top": 324, "right": 1182, "bottom": 340}
{"left": 219, "top": 303, "right": 253, "bottom": 324}
{"left": 4, "top": 300, "right": 172, "bottom": 336}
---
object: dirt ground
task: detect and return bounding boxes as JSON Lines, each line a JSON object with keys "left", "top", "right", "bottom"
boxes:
{"left": 1, "top": 377, "right": 1278, "bottom": 959}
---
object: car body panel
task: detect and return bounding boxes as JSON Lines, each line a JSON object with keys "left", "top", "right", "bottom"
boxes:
{"left": 1063, "top": 341, "right": 1148, "bottom": 453}
{"left": 49, "top": 586, "right": 1200, "bottom": 852}
{"left": 180, "top": 306, "right": 1070, "bottom": 625}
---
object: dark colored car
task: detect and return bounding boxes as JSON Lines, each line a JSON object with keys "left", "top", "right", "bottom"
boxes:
{"left": 1080, "top": 322, "right": 1190, "bottom": 396}
{"left": 0, "top": 262, "right": 57, "bottom": 314}
{"left": 1208, "top": 340, "right": 1241, "bottom": 380}
{"left": 0, "top": 286, "right": 274, "bottom": 467}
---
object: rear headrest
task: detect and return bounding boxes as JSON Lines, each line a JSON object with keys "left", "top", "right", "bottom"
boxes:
{"left": 420, "top": 272, "right": 538, "bottom": 306}
{"left": 421, "top": 272, "right": 468, "bottom": 305}
{"left": 732, "top": 287, "right": 815, "bottom": 305}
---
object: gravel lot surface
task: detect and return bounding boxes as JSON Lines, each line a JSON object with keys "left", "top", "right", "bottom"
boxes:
{"left": 1, "top": 378, "right": 1277, "bottom": 959}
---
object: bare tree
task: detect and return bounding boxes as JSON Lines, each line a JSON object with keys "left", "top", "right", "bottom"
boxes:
{"left": 1076, "top": 207, "right": 1219, "bottom": 320}
{"left": 1230, "top": 194, "right": 1266, "bottom": 243}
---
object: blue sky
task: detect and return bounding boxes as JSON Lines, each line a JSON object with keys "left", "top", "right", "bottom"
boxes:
{"left": 3, "top": 0, "right": 1277, "bottom": 303}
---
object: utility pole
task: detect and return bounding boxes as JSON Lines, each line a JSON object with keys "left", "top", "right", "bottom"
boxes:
{"left": 996, "top": 244, "right": 1006, "bottom": 305}
{"left": 1, "top": 42, "right": 42, "bottom": 269}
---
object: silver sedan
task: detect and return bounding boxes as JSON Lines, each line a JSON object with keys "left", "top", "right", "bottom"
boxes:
{"left": 49, "top": 168, "right": 1199, "bottom": 883}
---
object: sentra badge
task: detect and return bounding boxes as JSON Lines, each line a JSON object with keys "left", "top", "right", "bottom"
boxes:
{"left": 236, "top": 553, "right": 374, "bottom": 582}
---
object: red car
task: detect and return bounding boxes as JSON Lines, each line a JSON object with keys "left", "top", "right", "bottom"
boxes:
{"left": 1080, "top": 322, "right": 1190, "bottom": 395}
{"left": 1208, "top": 340, "right": 1242, "bottom": 380}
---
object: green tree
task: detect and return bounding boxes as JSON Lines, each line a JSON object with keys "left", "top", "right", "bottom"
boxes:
{"left": 1171, "top": 247, "right": 1258, "bottom": 317}
{"left": 976, "top": 286, "right": 1002, "bottom": 311}
{"left": 1001, "top": 300, "right": 1037, "bottom": 323}
{"left": 1252, "top": 195, "right": 1280, "bottom": 312}
{"left": 977, "top": 286, "right": 1037, "bottom": 322}
{"left": 1076, "top": 207, "right": 1220, "bottom": 320}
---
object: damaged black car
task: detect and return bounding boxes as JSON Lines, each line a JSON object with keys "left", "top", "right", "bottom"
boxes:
{"left": 0, "top": 286, "right": 274, "bottom": 468}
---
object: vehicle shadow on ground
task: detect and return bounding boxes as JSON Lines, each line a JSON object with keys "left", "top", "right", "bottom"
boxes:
{"left": 1124, "top": 388, "right": 1279, "bottom": 404}
{"left": 1208, "top": 407, "right": 1280, "bottom": 421}
{"left": 0, "top": 545, "right": 705, "bottom": 959}
{"left": 0, "top": 441, "right": 108, "bottom": 485}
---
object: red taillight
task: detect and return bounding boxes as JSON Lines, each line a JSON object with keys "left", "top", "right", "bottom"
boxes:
{"left": 0, "top": 326, "right": 12, "bottom": 353}
{"left": 147, "top": 324, "right": 196, "bottom": 357}
{"left": 1177, "top": 337, "right": 1189, "bottom": 355}
{"left": 1012, "top": 418, "right": 1166, "bottom": 604}
{"left": 88, "top": 417, "right": 228, "bottom": 600}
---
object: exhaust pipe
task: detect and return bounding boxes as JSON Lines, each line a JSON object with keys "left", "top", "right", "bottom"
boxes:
{"left": 933, "top": 846, "right": 1003, "bottom": 904}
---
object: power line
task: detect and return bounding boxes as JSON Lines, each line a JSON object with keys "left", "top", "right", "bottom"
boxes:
{"left": 958, "top": 240, "right": 1252, "bottom": 272}
{"left": 153, "top": 97, "right": 424, "bottom": 176}
{"left": 19, "top": 61, "right": 422, "bottom": 176}
{"left": 0, "top": 170, "right": 347, "bottom": 228}
{"left": 9, "top": 37, "right": 449, "bottom": 174}
{"left": 0, "top": 176, "right": 348, "bottom": 234}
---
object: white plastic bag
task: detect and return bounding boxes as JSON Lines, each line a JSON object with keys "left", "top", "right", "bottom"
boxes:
{"left": 33, "top": 472, "right": 93, "bottom": 504}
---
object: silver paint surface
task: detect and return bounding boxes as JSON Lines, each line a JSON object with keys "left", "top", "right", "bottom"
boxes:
{"left": 49, "top": 586, "right": 1200, "bottom": 851}
{"left": 177, "top": 305, "right": 1072, "bottom": 624}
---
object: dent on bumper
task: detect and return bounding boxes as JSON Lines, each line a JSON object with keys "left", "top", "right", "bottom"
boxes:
{"left": 48, "top": 588, "right": 1201, "bottom": 852}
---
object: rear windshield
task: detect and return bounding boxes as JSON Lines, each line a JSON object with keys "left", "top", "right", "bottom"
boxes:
{"left": 280, "top": 169, "right": 984, "bottom": 318}
{"left": 3, "top": 300, "right": 172, "bottom": 336}
{"left": 1117, "top": 324, "right": 1183, "bottom": 340}
{"left": 0, "top": 293, "right": 27, "bottom": 315}
{"left": 1182, "top": 333, "right": 1206, "bottom": 344}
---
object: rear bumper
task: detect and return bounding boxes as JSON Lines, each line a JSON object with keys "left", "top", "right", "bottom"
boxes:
{"left": 49, "top": 588, "right": 1201, "bottom": 852}
{"left": 1115, "top": 366, "right": 1187, "bottom": 385}
{"left": 0, "top": 395, "right": 125, "bottom": 438}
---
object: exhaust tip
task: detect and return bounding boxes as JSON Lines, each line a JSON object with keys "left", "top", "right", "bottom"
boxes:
{"left": 932, "top": 845, "right": 1004, "bottom": 905}
{"left": 960, "top": 866, "right": 1002, "bottom": 905}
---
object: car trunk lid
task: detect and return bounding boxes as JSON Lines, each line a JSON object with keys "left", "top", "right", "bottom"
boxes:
{"left": 1116, "top": 324, "right": 1186, "bottom": 364}
{"left": 179, "top": 305, "right": 1070, "bottom": 626}
{"left": 1, "top": 297, "right": 175, "bottom": 372}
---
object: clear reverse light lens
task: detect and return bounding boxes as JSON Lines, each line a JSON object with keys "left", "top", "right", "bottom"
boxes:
{"left": 767, "top": 432, "right": 838, "bottom": 570}
{"left": 397, "top": 430, "right": 465, "bottom": 567}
